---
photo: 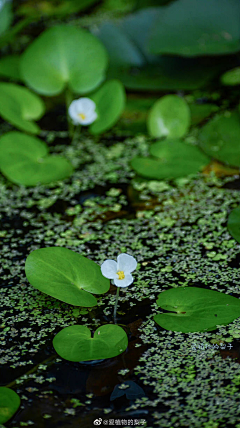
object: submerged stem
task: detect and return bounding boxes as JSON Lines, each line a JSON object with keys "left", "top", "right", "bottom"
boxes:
{"left": 113, "top": 287, "right": 120, "bottom": 324}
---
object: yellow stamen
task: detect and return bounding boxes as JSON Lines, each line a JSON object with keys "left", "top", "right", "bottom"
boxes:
{"left": 78, "top": 113, "right": 86, "bottom": 120}
{"left": 116, "top": 271, "right": 125, "bottom": 280}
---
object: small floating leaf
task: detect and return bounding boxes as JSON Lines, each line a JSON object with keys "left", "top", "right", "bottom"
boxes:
{"left": 154, "top": 287, "right": 240, "bottom": 332}
{"left": 199, "top": 110, "right": 240, "bottom": 167}
{"left": 147, "top": 95, "right": 190, "bottom": 139}
{"left": 131, "top": 139, "right": 209, "bottom": 180}
{"left": 0, "top": 82, "right": 45, "bottom": 134}
{"left": 20, "top": 25, "right": 108, "bottom": 96}
{"left": 25, "top": 247, "right": 110, "bottom": 307}
{"left": 221, "top": 67, "right": 240, "bottom": 86}
{"left": 0, "top": 387, "right": 20, "bottom": 424}
{"left": 0, "top": 132, "right": 73, "bottom": 186}
{"left": 53, "top": 324, "right": 128, "bottom": 361}
{"left": 227, "top": 205, "right": 240, "bottom": 243}
{"left": 89, "top": 79, "right": 126, "bottom": 134}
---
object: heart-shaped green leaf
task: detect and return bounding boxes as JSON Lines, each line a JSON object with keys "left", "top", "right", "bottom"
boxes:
{"left": 0, "top": 82, "right": 45, "bottom": 134}
{"left": 0, "top": 55, "right": 21, "bottom": 80}
{"left": 131, "top": 139, "right": 209, "bottom": 180}
{"left": 0, "top": 387, "right": 20, "bottom": 424}
{"left": 148, "top": 0, "right": 240, "bottom": 56}
{"left": 53, "top": 324, "right": 128, "bottom": 361}
{"left": 227, "top": 205, "right": 240, "bottom": 243}
{"left": 154, "top": 287, "right": 240, "bottom": 332}
{"left": 25, "top": 247, "right": 110, "bottom": 307}
{"left": 89, "top": 79, "right": 126, "bottom": 134}
{"left": 0, "top": 132, "right": 73, "bottom": 186}
{"left": 221, "top": 67, "right": 240, "bottom": 86}
{"left": 199, "top": 110, "right": 240, "bottom": 167}
{"left": 147, "top": 95, "right": 190, "bottom": 138}
{"left": 20, "top": 25, "right": 108, "bottom": 96}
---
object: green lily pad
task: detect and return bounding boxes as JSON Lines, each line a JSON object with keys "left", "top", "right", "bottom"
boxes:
{"left": 89, "top": 79, "right": 126, "bottom": 134}
{"left": 0, "top": 55, "right": 21, "bottom": 80}
{"left": 0, "top": 82, "right": 45, "bottom": 134}
{"left": 20, "top": 25, "right": 108, "bottom": 96}
{"left": 199, "top": 110, "right": 240, "bottom": 167}
{"left": 154, "top": 287, "right": 240, "bottom": 332}
{"left": 0, "top": 132, "right": 73, "bottom": 186}
{"left": 25, "top": 247, "right": 110, "bottom": 307}
{"left": 53, "top": 324, "right": 128, "bottom": 362}
{"left": 147, "top": 95, "right": 190, "bottom": 138}
{"left": 148, "top": 0, "right": 240, "bottom": 56}
{"left": 0, "top": 387, "right": 20, "bottom": 424}
{"left": 131, "top": 140, "right": 209, "bottom": 180}
{"left": 221, "top": 67, "right": 240, "bottom": 86}
{"left": 227, "top": 205, "right": 240, "bottom": 243}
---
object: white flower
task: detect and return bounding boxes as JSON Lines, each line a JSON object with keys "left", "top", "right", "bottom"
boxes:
{"left": 101, "top": 253, "right": 137, "bottom": 288}
{"left": 68, "top": 98, "right": 97, "bottom": 126}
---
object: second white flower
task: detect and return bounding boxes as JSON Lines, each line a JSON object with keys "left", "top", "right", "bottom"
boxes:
{"left": 68, "top": 97, "right": 97, "bottom": 125}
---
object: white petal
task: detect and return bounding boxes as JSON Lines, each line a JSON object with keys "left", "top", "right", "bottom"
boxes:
{"left": 68, "top": 101, "right": 81, "bottom": 124}
{"left": 113, "top": 273, "right": 134, "bottom": 288}
{"left": 117, "top": 253, "right": 137, "bottom": 274}
{"left": 101, "top": 260, "right": 117, "bottom": 279}
{"left": 76, "top": 97, "right": 96, "bottom": 113}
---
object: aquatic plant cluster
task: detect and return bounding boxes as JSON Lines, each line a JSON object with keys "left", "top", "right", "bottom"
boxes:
{"left": 1, "top": 0, "right": 240, "bottom": 426}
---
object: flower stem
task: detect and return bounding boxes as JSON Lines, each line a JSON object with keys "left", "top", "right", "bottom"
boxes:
{"left": 113, "top": 287, "right": 120, "bottom": 324}
{"left": 65, "top": 87, "right": 74, "bottom": 138}
{"left": 72, "top": 124, "right": 81, "bottom": 144}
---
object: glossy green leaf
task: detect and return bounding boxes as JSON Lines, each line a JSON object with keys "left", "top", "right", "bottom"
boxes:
{"left": 0, "top": 132, "right": 73, "bottom": 186}
{"left": 221, "top": 67, "right": 240, "bottom": 86}
{"left": 154, "top": 287, "right": 240, "bottom": 332}
{"left": 0, "top": 82, "right": 45, "bottom": 133}
{"left": 199, "top": 110, "right": 240, "bottom": 167}
{"left": 25, "top": 247, "right": 109, "bottom": 307}
{"left": 227, "top": 205, "right": 240, "bottom": 243}
{"left": 53, "top": 324, "right": 128, "bottom": 361}
{"left": 0, "top": 55, "right": 21, "bottom": 80}
{"left": 147, "top": 96, "right": 190, "bottom": 138}
{"left": 0, "top": 387, "right": 20, "bottom": 424}
{"left": 148, "top": 0, "right": 240, "bottom": 56}
{"left": 89, "top": 80, "right": 126, "bottom": 134}
{"left": 20, "top": 25, "right": 108, "bottom": 96}
{"left": 131, "top": 140, "right": 209, "bottom": 180}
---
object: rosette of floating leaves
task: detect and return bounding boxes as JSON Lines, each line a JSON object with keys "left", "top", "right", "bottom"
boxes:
{"left": 25, "top": 247, "right": 128, "bottom": 362}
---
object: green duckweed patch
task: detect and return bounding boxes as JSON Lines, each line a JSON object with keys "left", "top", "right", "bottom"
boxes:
{"left": 1, "top": 128, "right": 240, "bottom": 426}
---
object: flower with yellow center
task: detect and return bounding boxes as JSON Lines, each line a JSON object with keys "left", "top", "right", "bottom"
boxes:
{"left": 68, "top": 97, "right": 97, "bottom": 126}
{"left": 101, "top": 253, "right": 137, "bottom": 287}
